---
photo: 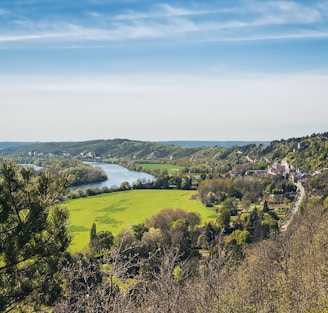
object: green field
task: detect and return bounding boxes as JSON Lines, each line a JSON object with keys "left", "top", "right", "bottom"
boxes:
{"left": 66, "top": 189, "right": 217, "bottom": 252}
{"left": 140, "top": 163, "right": 184, "bottom": 175}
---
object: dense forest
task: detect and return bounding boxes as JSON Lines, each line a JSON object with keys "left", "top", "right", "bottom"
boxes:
{"left": 0, "top": 132, "right": 328, "bottom": 312}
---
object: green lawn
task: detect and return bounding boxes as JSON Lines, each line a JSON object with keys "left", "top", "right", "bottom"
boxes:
{"left": 140, "top": 163, "right": 184, "bottom": 175}
{"left": 65, "top": 189, "right": 217, "bottom": 252}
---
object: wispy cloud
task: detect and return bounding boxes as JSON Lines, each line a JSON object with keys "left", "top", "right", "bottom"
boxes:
{"left": 1, "top": 1, "right": 328, "bottom": 46}
{"left": 247, "top": 1, "right": 322, "bottom": 24}
{"left": 112, "top": 3, "right": 227, "bottom": 20}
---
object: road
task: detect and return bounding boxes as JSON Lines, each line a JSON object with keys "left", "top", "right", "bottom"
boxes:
{"left": 280, "top": 181, "right": 305, "bottom": 232}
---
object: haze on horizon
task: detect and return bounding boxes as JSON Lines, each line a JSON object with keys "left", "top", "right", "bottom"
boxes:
{"left": 1, "top": 0, "right": 327, "bottom": 142}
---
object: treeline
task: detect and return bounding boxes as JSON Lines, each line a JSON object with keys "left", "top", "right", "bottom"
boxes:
{"left": 68, "top": 171, "right": 192, "bottom": 199}
{"left": 16, "top": 158, "right": 107, "bottom": 186}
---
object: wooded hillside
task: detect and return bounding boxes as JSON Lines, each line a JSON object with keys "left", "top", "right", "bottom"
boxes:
{"left": 2, "top": 132, "right": 327, "bottom": 173}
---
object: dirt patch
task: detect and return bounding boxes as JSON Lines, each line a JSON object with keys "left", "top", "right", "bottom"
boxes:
{"left": 189, "top": 194, "right": 199, "bottom": 201}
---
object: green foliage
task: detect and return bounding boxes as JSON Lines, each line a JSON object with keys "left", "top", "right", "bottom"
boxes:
{"left": 242, "top": 207, "right": 278, "bottom": 241}
{"left": 324, "top": 196, "right": 328, "bottom": 207}
{"left": 197, "top": 221, "right": 221, "bottom": 249}
{"left": 305, "top": 170, "right": 328, "bottom": 200}
{"left": 132, "top": 223, "right": 149, "bottom": 240}
{"left": 217, "top": 208, "right": 231, "bottom": 233}
{"left": 90, "top": 222, "right": 97, "bottom": 242}
{"left": 0, "top": 161, "right": 71, "bottom": 312}
{"left": 97, "top": 231, "right": 114, "bottom": 250}
{"left": 199, "top": 178, "right": 239, "bottom": 206}
{"left": 38, "top": 158, "right": 107, "bottom": 186}
{"left": 180, "top": 177, "right": 191, "bottom": 190}
{"left": 120, "top": 208, "right": 202, "bottom": 270}
{"left": 233, "top": 229, "right": 251, "bottom": 245}
{"left": 243, "top": 208, "right": 263, "bottom": 241}
{"left": 89, "top": 222, "right": 114, "bottom": 255}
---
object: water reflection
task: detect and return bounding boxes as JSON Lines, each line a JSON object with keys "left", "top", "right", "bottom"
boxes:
{"left": 72, "top": 162, "right": 155, "bottom": 191}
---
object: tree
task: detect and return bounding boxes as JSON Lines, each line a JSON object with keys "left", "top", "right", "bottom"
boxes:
{"left": 263, "top": 199, "right": 269, "bottom": 213}
{"left": 97, "top": 231, "right": 114, "bottom": 252}
{"left": 217, "top": 208, "right": 231, "bottom": 233}
{"left": 0, "top": 161, "right": 71, "bottom": 312}
{"left": 89, "top": 223, "right": 114, "bottom": 255}
{"left": 243, "top": 208, "right": 263, "bottom": 241}
{"left": 90, "top": 222, "right": 97, "bottom": 244}
{"left": 132, "top": 223, "right": 149, "bottom": 241}
{"left": 198, "top": 221, "right": 220, "bottom": 249}
{"left": 180, "top": 178, "right": 191, "bottom": 190}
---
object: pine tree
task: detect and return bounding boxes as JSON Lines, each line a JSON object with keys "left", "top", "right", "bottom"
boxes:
{"left": 263, "top": 200, "right": 269, "bottom": 213}
{"left": 0, "top": 161, "right": 71, "bottom": 312}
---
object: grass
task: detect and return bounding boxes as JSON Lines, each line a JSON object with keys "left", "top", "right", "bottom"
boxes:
{"left": 140, "top": 163, "right": 184, "bottom": 175}
{"left": 65, "top": 189, "right": 217, "bottom": 252}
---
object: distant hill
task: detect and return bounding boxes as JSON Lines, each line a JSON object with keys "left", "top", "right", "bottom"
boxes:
{"left": 0, "top": 142, "right": 37, "bottom": 149}
{"left": 1, "top": 133, "right": 327, "bottom": 172}
{"left": 160, "top": 141, "right": 270, "bottom": 147}
{"left": 0, "top": 139, "right": 200, "bottom": 159}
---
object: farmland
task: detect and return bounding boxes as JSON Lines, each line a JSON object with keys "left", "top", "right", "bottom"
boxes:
{"left": 140, "top": 163, "right": 184, "bottom": 175}
{"left": 66, "top": 189, "right": 217, "bottom": 251}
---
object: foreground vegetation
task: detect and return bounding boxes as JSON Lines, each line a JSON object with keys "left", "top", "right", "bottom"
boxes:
{"left": 0, "top": 161, "right": 71, "bottom": 312}
{"left": 56, "top": 170, "right": 328, "bottom": 313}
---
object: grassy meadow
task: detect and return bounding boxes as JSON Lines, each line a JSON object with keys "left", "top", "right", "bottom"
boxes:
{"left": 140, "top": 163, "right": 184, "bottom": 175}
{"left": 66, "top": 189, "right": 217, "bottom": 252}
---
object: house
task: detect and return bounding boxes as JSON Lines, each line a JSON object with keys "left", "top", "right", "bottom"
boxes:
{"left": 268, "top": 161, "right": 289, "bottom": 177}
{"left": 245, "top": 169, "right": 268, "bottom": 176}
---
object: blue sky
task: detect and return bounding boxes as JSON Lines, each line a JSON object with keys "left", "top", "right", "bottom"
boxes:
{"left": 1, "top": 0, "right": 328, "bottom": 141}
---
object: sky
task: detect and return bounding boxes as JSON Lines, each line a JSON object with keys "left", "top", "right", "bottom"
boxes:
{"left": 0, "top": 0, "right": 328, "bottom": 142}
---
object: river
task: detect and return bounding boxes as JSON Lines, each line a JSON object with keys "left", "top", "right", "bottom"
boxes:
{"left": 19, "top": 162, "right": 154, "bottom": 191}
{"left": 18, "top": 163, "right": 43, "bottom": 171}
{"left": 72, "top": 162, "right": 155, "bottom": 191}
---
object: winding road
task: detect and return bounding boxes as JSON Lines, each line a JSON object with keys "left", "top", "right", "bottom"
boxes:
{"left": 280, "top": 181, "right": 305, "bottom": 232}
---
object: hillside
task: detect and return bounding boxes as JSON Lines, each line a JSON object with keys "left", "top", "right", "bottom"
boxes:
{"left": 1, "top": 132, "right": 328, "bottom": 173}
{"left": 0, "top": 142, "right": 36, "bottom": 149}
{"left": 0, "top": 139, "right": 200, "bottom": 159}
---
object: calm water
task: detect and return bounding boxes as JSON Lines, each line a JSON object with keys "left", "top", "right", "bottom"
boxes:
{"left": 72, "top": 162, "right": 155, "bottom": 191}
{"left": 18, "top": 163, "right": 43, "bottom": 171}
{"left": 19, "top": 162, "right": 154, "bottom": 191}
